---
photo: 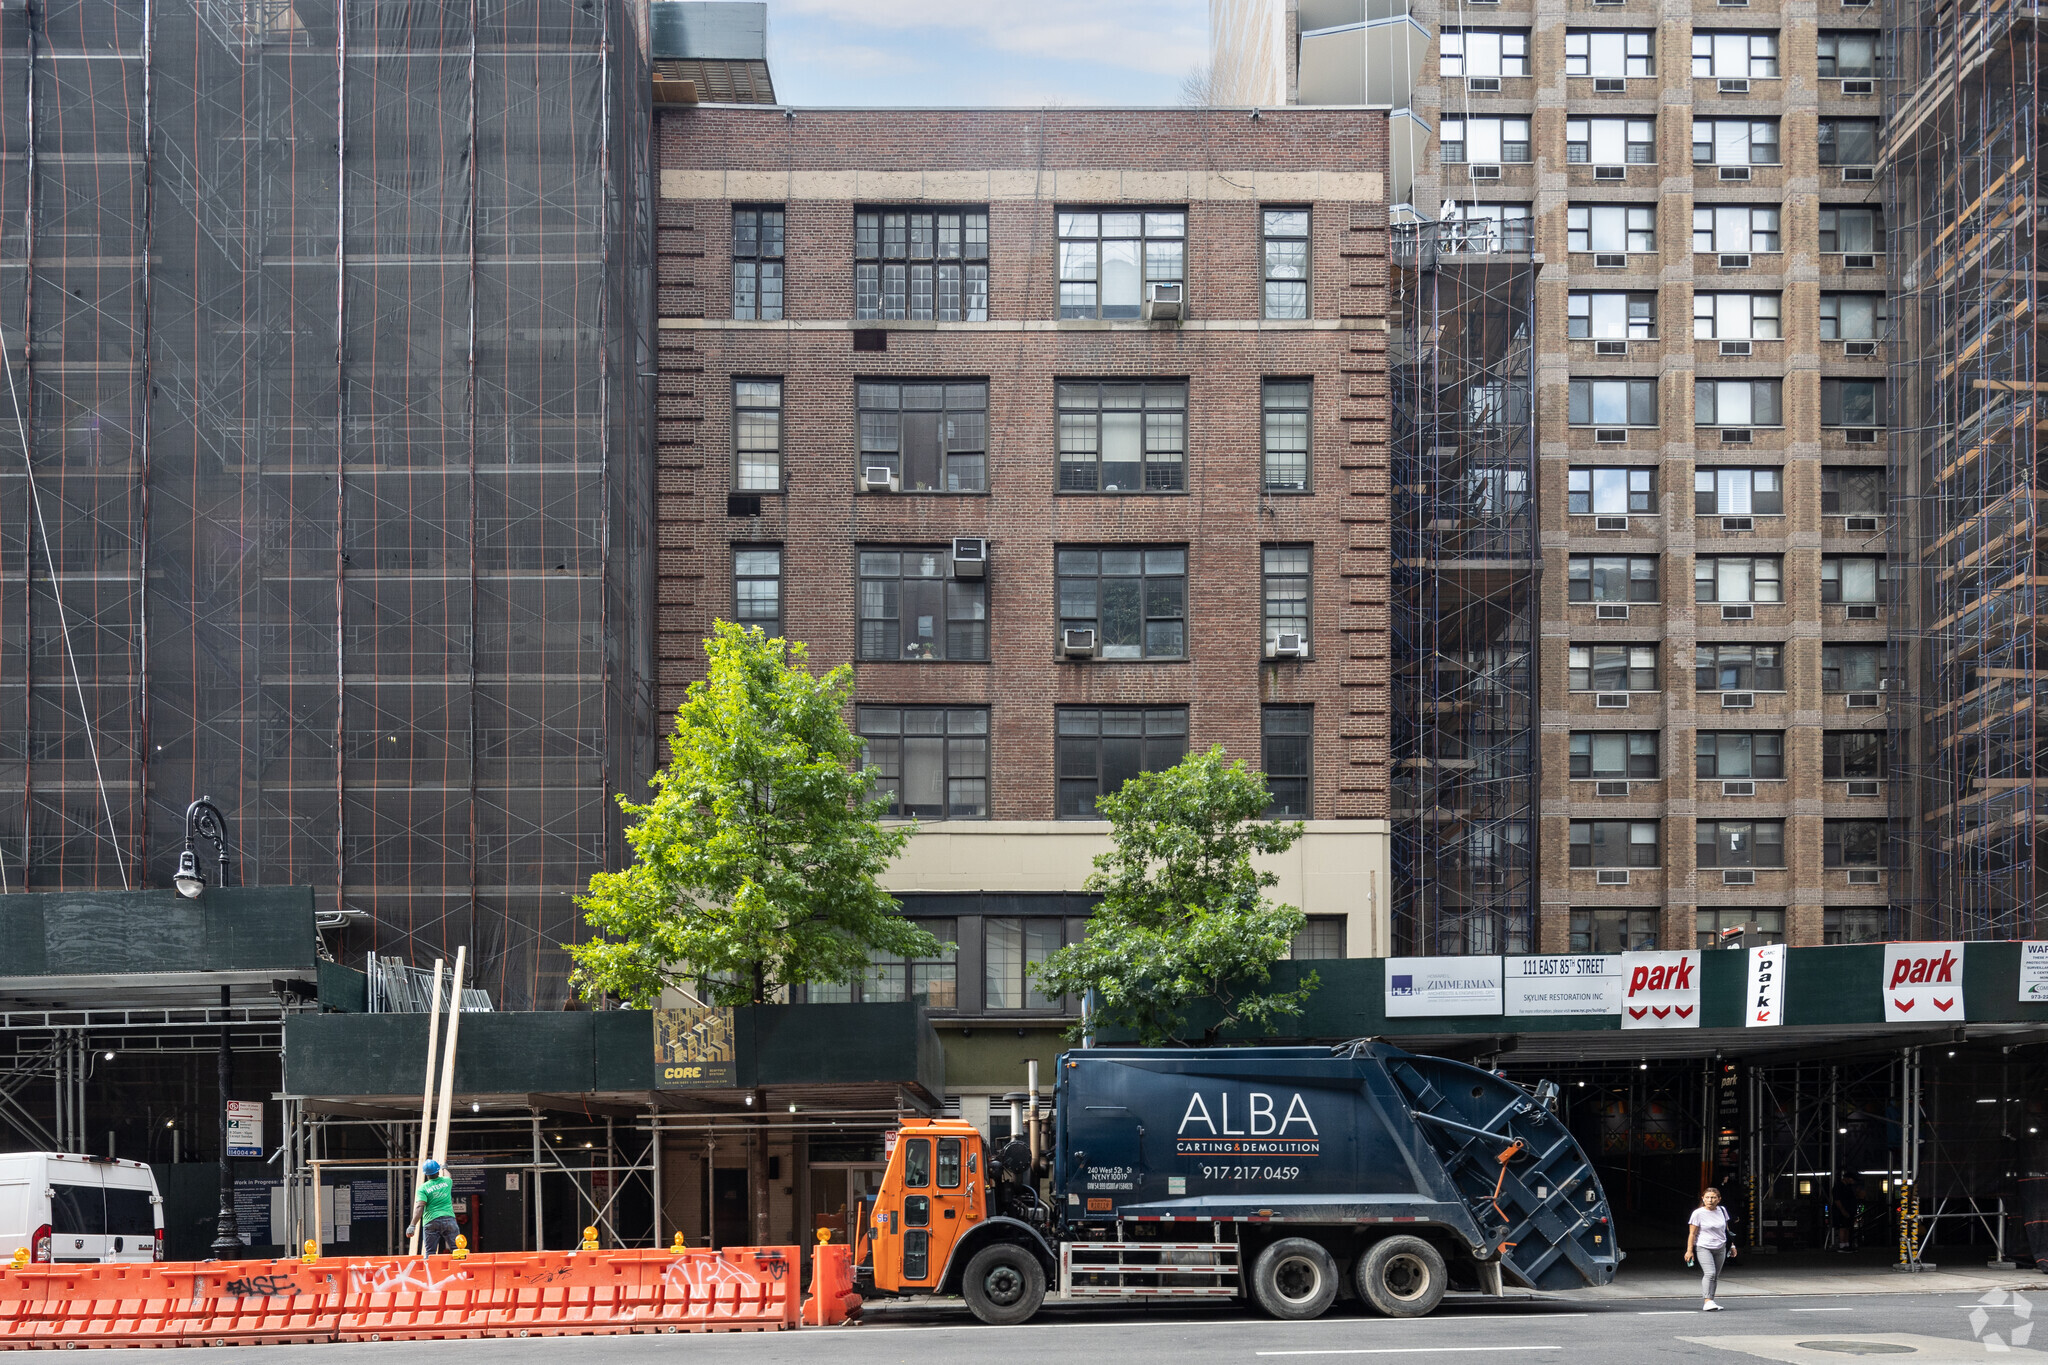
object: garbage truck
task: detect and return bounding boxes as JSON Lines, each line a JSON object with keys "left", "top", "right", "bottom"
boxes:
{"left": 856, "top": 1042, "right": 1621, "bottom": 1324}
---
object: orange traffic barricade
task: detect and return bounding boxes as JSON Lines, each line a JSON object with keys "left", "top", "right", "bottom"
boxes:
{"left": 336, "top": 1254, "right": 500, "bottom": 1341}
{"left": 657, "top": 1247, "right": 800, "bottom": 1331}
{"left": 803, "top": 1242, "right": 861, "bottom": 1326}
{"left": 175, "top": 1259, "right": 346, "bottom": 1346}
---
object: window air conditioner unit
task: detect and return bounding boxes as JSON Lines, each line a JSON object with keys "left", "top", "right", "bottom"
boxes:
{"left": 1596, "top": 780, "right": 1631, "bottom": 797}
{"left": 1595, "top": 253, "right": 1627, "bottom": 268}
{"left": 1269, "top": 632, "right": 1308, "bottom": 659}
{"left": 1844, "top": 0, "right": 1872, "bottom": 6}
{"left": 1595, "top": 428, "right": 1629, "bottom": 444}
{"left": 727, "top": 493, "right": 762, "bottom": 518}
{"left": 1722, "top": 869, "right": 1756, "bottom": 885}
{"left": 951, "top": 536, "right": 988, "bottom": 577}
{"left": 1723, "top": 780, "right": 1757, "bottom": 797}
{"left": 1847, "top": 691, "right": 1881, "bottom": 708}
{"left": 1596, "top": 869, "right": 1631, "bottom": 885}
{"left": 1468, "top": 76, "right": 1502, "bottom": 92}
{"left": 1594, "top": 77, "right": 1627, "bottom": 92}
{"left": 1722, "top": 603, "right": 1755, "bottom": 620}
{"left": 1141, "top": 281, "right": 1184, "bottom": 321}
{"left": 1720, "top": 340, "right": 1753, "bottom": 356}
{"left": 861, "top": 465, "right": 900, "bottom": 493}
{"left": 1596, "top": 339, "right": 1629, "bottom": 355}
{"left": 1847, "top": 779, "right": 1881, "bottom": 798}
{"left": 1719, "top": 78, "right": 1751, "bottom": 94}
{"left": 1842, "top": 78, "right": 1875, "bottom": 95}
{"left": 1845, "top": 340, "right": 1878, "bottom": 356}
{"left": 1845, "top": 515, "right": 1882, "bottom": 533}
{"left": 1847, "top": 602, "right": 1879, "bottom": 619}
{"left": 1722, "top": 692, "right": 1756, "bottom": 709}
{"left": 1596, "top": 515, "right": 1630, "bottom": 531}
{"left": 1061, "top": 628, "right": 1099, "bottom": 658}
{"left": 1722, "top": 516, "right": 1755, "bottom": 532}
{"left": 1597, "top": 603, "right": 1631, "bottom": 620}
{"left": 1722, "top": 428, "right": 1754, "bottom": 444}
{"left": 1719, "top": 166, "right": 1752, "bottom": 181}
{"left": 1846, "top": 428, "right": 1878, "bottom": 444}
{"left": 1594, "top": 165, "right": 1627, "bottom": 182}
{"left": 1469, "top": 164, "right": 1503, "bottom": 180}
{"left": 1719, "top": 253, "right": 1753, "bottom": 269}
{"left": 1847, "top": 868, "right": 1881, "bottom": 884}
{"left": 1841, "top": 166, "right": 1876, "bottom": 182}
{"left": 1593, "top": 0, "right": 1624, "bottom": 7}
{"left": 1718, "top": 0, "right": 1749, "bottom": 6}
{"left": 1844, "top": 253, "right": 1878, "bottom": 269}
{"left": 1595, "top": 692, "right": 1631, "bottom": 709}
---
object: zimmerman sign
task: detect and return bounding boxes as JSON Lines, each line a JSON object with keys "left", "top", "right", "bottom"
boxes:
{"left": 1385, "top": 957, "right": 1504, "bottom": 1017}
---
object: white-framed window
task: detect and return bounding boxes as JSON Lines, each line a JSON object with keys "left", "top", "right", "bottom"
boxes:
{"left": 1568, "top": 466, "right": 1656, "bottom": 513}
{"left": 1057, "top": 210, "right": 1184, "bottom": 320}
{"left": 1569, "top": 291, "right": 1658, "bottom": 339}
{"left": 1692, "top": 31, "right": 1779, "bottom": 78}
{"left": 1695, "top": 555, "right": 1784, "bottom": 603}
{"left": 1568, "top": 204, "right": 1657, "bottom": 253}
{"left": 1693, "top": 206, "right": 1782, "bottom": 253}
{"left": 1695, "top": 467, "right": 1784, "bottom": 515}
{"left": 1821, "top": 293, "right": 1888, "bottom": 340}
{"left": 1695, "top": 379, "right": 1784, "bottom": 427}
{"left": 1566, "top": 30, "right": 1655, "bottom": 76}
{"left": 1820, "top": 207, "right": 1885, "bottom": 252}
{"left": 1819, "top": 119, "right": 1882, "bottom": 166}
{"left": 1694, "top": 293, "right": 1782, "bottom": 339}
{"left": 1571, "top": 732, "right": 1661, "bottom": 780}
{"left": 1569, "top": 644, "right": 1660, "bottom": 691}
{"left": 1819, "top": 31, "right": 1881, "bottom": 77}
{"left": 1821, "top": 556, "right": 1887, "bottom": 603}
{"left": 1440, "top": 117, "right": 1532, "bottom": 164}
{"left": 1568, "top": 554, "right": 1660, "bottom": 601}
{"left": 1693, "top": 119, "right": 1781, "bottom": 165}
{"left": 1568, "top": 377, "right": 1658, "bottom": 426}
{"left": 1442, "top": 29, "right": 1529, "bottom": 76}
{"left": 1566, "top": 117, "right": 1655, "bottom": 164}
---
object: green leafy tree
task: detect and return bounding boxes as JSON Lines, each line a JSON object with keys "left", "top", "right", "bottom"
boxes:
{"left": 570, "top": 621, "right": 939, "bottom": 1006}
{"left": 1033, "top": 746, "right": 1314, "bottom": 1046}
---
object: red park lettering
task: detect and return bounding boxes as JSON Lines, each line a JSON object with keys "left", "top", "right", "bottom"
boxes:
{"left": 1625, "top": 956, "right": 1694, "bottom": 997}
{"left": 1888, "top": 950, "right": 1957, "bottom": 989}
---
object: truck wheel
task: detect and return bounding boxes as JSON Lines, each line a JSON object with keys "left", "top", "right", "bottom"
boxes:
{"left": 1251, "top": 1238, "right": 1339, "bottom": 1320}
{"left": 1355, "top": 1236, "right": 1447, "bottom": 1318}
{"left": 962, "top": 1243, "right": 1045, "bottom": 1326}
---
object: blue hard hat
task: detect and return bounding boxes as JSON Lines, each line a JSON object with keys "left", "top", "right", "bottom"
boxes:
{"left": 423, "top": 1159, "right": 441, "bottom": 1176}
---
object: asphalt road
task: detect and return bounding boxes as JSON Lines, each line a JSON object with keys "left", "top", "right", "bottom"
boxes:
{"left": 54, "top": 1291, "right": 2038, "bottom": 1364}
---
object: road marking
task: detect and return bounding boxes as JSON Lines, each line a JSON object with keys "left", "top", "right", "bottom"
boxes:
{"left": 1257, "top": 1349, "right": 1563, "bottom": 1357}
{"left": 1637, "top": 1310, "right": 1702, "bottom": 1315}
{"left": 1789, "top": 1308, "right": 1855, "bottom": 1312}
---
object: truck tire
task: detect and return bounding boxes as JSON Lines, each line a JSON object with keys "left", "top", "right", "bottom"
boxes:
{"left": 1355, "top": 1236, "right": 1448, "bottom": 1318}
{"left": 962, "top": 1242, "right": 1046, "bottom": 1326}
{"left": 1251, "top": 1238, "right": 1340, "bottom": 1320}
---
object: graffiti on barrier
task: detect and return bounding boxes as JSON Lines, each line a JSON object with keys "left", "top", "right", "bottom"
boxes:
{"left": 222, "top": 1275, "right": 301, "bottom": 1298}
{"left": 348, "top": 1258, "right": 474, "bottom": 1296}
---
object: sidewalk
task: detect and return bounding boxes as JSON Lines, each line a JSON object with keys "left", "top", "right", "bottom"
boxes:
{"left": 1555, "top": 1249, "right": 2047, "bottom": 1301}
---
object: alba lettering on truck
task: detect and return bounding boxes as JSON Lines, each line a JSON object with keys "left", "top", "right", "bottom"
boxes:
{"left": 1175, "top": 1091, "right": 1321, "bottom": 1155}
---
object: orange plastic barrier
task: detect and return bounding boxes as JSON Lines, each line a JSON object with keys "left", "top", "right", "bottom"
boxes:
{"left": 803, "top": 1243, "right": 861, "bottom": 1326}
{"left": 0, "top": 1264, "right": 41, "bottom": 1349}
{"left": 177, "top": 1260, "right": 347, "bottom": 1346}
{"left": 656, "top": 1247, "right": 800, "bottom": 1331}
{"left": 488, "top": 1251, "right": 666, "bottom": 1336}
{"left": 336, "top": 1254, "right": 501, "bottom": 1341}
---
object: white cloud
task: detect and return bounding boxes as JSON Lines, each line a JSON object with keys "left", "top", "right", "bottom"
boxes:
{"left": 772, "top": 0, "right": 1207, "bottom": 78}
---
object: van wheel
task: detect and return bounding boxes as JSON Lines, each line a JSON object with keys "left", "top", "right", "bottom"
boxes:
{"left": 1251, "top": 1238, "right": 1339, "bottom": 1320}
{"left": 962, "top": 1243, "right": 1045, "bottom": 1326}
{"left": 1355, "top": 1236, "right": 1448, "bottom": 1317}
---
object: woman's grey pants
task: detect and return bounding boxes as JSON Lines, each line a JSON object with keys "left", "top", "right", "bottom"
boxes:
{"left": 1698, "top": 1246, "right": 1727, "bottom": 1298}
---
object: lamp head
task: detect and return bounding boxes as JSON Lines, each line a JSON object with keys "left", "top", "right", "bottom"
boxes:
{"left": 173, "top": 848, "right": 206, "bottom": 899}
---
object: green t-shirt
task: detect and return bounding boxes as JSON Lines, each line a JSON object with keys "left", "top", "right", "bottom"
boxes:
{"left": 415, "top": 1173, "right": 455, "bottom": 1222}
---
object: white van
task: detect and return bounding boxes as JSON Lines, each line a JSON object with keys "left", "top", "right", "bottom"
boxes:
{"left": 0, "top": 1153, "right": 163, "bottom": 1263}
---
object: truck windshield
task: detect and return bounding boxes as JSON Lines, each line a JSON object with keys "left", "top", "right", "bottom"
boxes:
{"left": 937, "top": 1138, "right": 961, "bottom": 1189}
{"left": 903, "top": 1138, "right": 930, "bottom": 1189}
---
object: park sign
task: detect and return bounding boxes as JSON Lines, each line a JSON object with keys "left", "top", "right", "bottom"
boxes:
{"left": 1882, "top": 942, "right": 1964, "bottom": 1022}
{"left": 1618, "top": 950, "right": 1699, "bottom": 1029}
{"left": 1745, "top": 944, "right": 1786, "bottom": 1027}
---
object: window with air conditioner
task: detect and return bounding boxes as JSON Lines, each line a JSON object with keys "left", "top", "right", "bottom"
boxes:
{"left": 1569, "top": 377, "right": 1658, "bottom": 426}
{"left": 1440, "top": 202, "right": 1533, "bottom": 254}
{"left": 1693, "top": 206, "right": 1782, "bottom": 256}
{"left": 734, "top": 379, "right": 784, "bottom": 492}
{"left": 733, "top": 546, "right": 783, "bottom": 639}
{"left": 1696, "top": 642, "right": 1785, "bottom": 692}
{"left": 1822, "top": 378, "right": 1885, "bottom": 428}
{"left": 1695, "top": 555, "right": 1783, "bottom": 604}
{"left": 1692, "top": 31, "right": 1780, "bottom": 78}
{"left": 1056, "top": 547, "right": 1186, "bottom": 660}
{"left": 1695, "top": 467, "right": 1784, "bottom": 516}
{"left": 1824, "top": 820, "right": 1885, "bottom": 868}
{"left": 1262, "top": 209, "right": 1311, "bottom": 320}
{"left": 1568, "top": 292, "right": 1658, "bottom": 340}
{"left": 1820, "top": 206, "right": 1885, "bottom": 253}
{"left": 1822, "top": 643, "right": 1885, "bottom": 693}
{"left": 1566, "top": 117, "right": 1656, "bottom": 164}
{"left": 858, "top": 381, "right": 989, "bottom": 493}
{"left": 1568, "top": 204, "right": 1657, "bottom": 254}
{"left": 1824, "top": 730, "right": 1887, "bottom": 779}
{"left": 1570, "top": 820, "right": 1660, "bottom": 869}
{"left": 1696, "top": 907, "right": 1787, "bottom": 948}
{"left": 856, "top": 209, "right": 990, "bottom": 321}
{"left": 1057, "top": 209, "right": 1182, "bottom": 319}
{"left": 1822, "top": 555, "right": 1886, "bottom": 605}
{"left": 1693, "top": 292, "right": 1781, "bottom": 342}
{"left": 1442, "top": 28, "right": 1531, "bottom": 76}
{"left": 1568, "top": 554, "right": 1660, "bottom": 602}
{"left": 732, "top": 207, "right": 785, "bottom": 321}
{"left": 1693, "top": 119, "right": 1781, "bottom": 165}
{"left": 1262, "top": 705, "right": 1313, "bottom": 818}
{"left": 1819, "top": 118, "right": 1881, "bottom": 167}
{"left": 857, "top": 708, "right": 990, "bottom": 820}
{"left": 1566, "top": 30, "right": 1656, "bottom": 76}
{"left": 1440, "top": 117, "right": 1532, "bottom": 165}
{"left": 1056, "top": 707, "right": 1188, "bottom": 818}
{"left": 1820, "top": 292, "right": 1888, "bottom": 341}
{"left": 1571, "top": 731, "right": 1661, "bottom": 779}
{"left": 1257, "top": 379, "right": 1314, "bottom": 492}
{"left": 1057, "top": 380, "right": 1186, "bottom": 492}
{"left": 1697, "top": 731, "right": 1785, "bottom": 779}
{"left": 1696, "top": 379, "right": 1784, "bottom": 429}
{"left": 1818, "top": 31, "right": 1882, "bottom": 76}
{"left": 1569, "top": 643, "right": 1658, "bottom": 692}
{"left": 1263, "top": 546, "right": 1312, "bottom": 658}
{"left": 1569, "top": 468, "right": 1656, "bottom": 515}
{"left": 1822, "top": 466, "right": 1886, "bottom": 515}
{"left": 858, "top": 548, "right": 989, "bottom": 661}
{"left": 1697, "top": 819, "right": 1784, "bottom": 869}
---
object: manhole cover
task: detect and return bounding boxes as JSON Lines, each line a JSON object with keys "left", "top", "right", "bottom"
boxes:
{"left": 1795, "top": 1345, "right": 1918, "bottom": 1357}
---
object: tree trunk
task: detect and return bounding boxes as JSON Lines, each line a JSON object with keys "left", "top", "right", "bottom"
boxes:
{"left": 751, "top": 960, "right": 765, "bottom": 1004}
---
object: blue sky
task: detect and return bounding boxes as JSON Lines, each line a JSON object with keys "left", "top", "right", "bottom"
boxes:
{"left": 764, "top": 1, "right": 1210, "bottom": 107}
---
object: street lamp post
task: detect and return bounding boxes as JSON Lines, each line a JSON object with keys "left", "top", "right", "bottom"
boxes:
{"left": 177, "top": 799, "right": 243, "bottom": 1259}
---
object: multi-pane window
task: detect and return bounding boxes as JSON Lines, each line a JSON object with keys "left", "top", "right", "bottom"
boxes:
{"left": 855, "top": 210, "right": 989, "bottom": 321}
{"left": 1566, "top": 30, "right": 1655, "bottom": 76}
{"left": 1695, "top": 556, "right": 1783, "bottom": 603}
{"left": 1568, "top": 468, "right": 1655, "bottom": 515}
{"left": 1825, "top": 907, "right": 1888, "bottom": 945}
{"left": 1057, "top": 381, "right": 1187, "bottom": 492}
{"left": 1057, "top": 548, "right": 1187, "bottom": 659}
{"left": 1439, "top": 118, "right": 1532, "bottom": 164}
{"left": 1697, "top": 731, "right": 1785, "bottom": 779}
{"left": 733, "top": 208, "right": 784, "bottom": 320}
{"left": 1262, "top": 210, "right": 1310, "bottom": 319}
{"left": 1695, "top": 293, "right": 1782, "bottom": 339}
{"left": 985, "top": 918, "right": 1064, "bottom": 1010}
{"left": 1697, "top": 908, "right": 1786, "bottom": 948}
{"left": 859, "top": 382, "right": 988, "bottom": 493}
{"left": 1696, "top": 379, "right": 1784, "bottom": 427}
{"left": 1055, "top": 707, "right": 1188, "bottom": 818}
{"left": 1441, "top": 29, "right": 1530, "bottom": 76}
{"left": 1822, "top": 643, "right": 1884, "bottom": 692}
{"left": 1263, "top": 705, "right": 1312, "bottom": 818}
{"left": 1572, "top": 907, "right": 1659, "bottom": 952}
{"left": 1696, "top": 819, "right": 1785, "bottom": 867}
{"left": 1287, "top": 916, "right": 1344, "bottom": 960}
{"left": 1569, "top": 644, "right": 1658, "bottom": 691}
{"left": 1263, "top": 380, "right": 1311, "bottom": 490}
{"left": 1570, "top": 731, "right": 1660, "bottom": 779}
{"left": 1824, "top": 821, "right": 1885, "bottom": 867}
{"left": 1693, "top": 206, "right": 1782, "bottom": 254}
{"left": 1819, "top": 119, "right": 1881, "bottom": 166}
{"left": 1263, "top": 547, "right": 1312, "bottom": 654}
{"left": 1568, "top": 378, "right": 1658, "bottom": 425}
{"left": 1568, "top": 555, "right": 1660, "bottom": 601}
{"left": 1821, "top": 293, "right": 1888, "bottom": 340}
{"left": 857, "top": 549, "right": 989, "bottom": 661}
{"left": 734, "top": 380, "right": 782, "bottom": 491}
{"left": 1692, "top": 32, "right": 1779, "bottom": 78}
{"left": 1820, "top": 207, "right": 1885, "bottom": 252}
{"left": 1693, "top": 119, "right": 1781, "bottom": 165}
{"left": 1824, "top": 730, "right": 1887, "bottom": 779}
{"left": 1695, "top": 467, "right": 1784, "bottom": 515}
{"left": 1566, "top": 118, "right": 1655, "bottom": 165}
{"left": 1696, "top": 643, "right": 1785, "bottom": 691}
{"left": 1568, "top": 204, "right": 1657, "bottom": 253}
{"left": 1568, "top": 293, "right": 1657, "bottom": 339}
{"left": 1822, "top": 555, "right": 1887, "bottom": 603}
{"left": 1822, "top": 379, "right": 1884, "bottom": 426}
{"left": 808, "top": 918, "right": 958, "bottom": 1007}
{"left": 733, "top": 546, "right": 782, "bottom": 637}
{"left": 1441, "top": 202, "right": 1532, "bottom": 253}
{"left": 1570, "top": 820, "right": 1660, "bottom": 867}
{"left": 1822, "top": 466, "right": 1885, "bottom": 514}
{"left": 858, "top": 709, "right": 990, "bottom": 820}
{"left": 1058, "top": 210, "right": 1184, "bottom": 319}
{"left": 1818, "top": 31, "right": 1881, "bottom": 77}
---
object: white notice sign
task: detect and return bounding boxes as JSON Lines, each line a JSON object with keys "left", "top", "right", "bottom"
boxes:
{"left": 2022, "top": 942, "right": 2048, "bottom": 1005}
{"left": 1619, "top": 950, "right": 1701, "bottom": 1029}
{"left": 1385, "top": 956, "right": 1504, "bottom": 1017}
{"left": 1745, "top": 944, "right": 1786, "bottom": 1027}
{"left": 1503, "top": 955, "right": 1623, "bottom": 1016}
{"left": 226, "top": 1099, "right": 264, "bottom": 1158}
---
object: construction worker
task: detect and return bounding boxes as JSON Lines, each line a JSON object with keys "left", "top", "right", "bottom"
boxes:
{"left": 407, "top": 1159, "right": 460, "bottom": 1255}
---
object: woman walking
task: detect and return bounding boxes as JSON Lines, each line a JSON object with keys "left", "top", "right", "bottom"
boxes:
{"left": 1685, "top": 1187, "right": 1737, "bottom": 1310}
